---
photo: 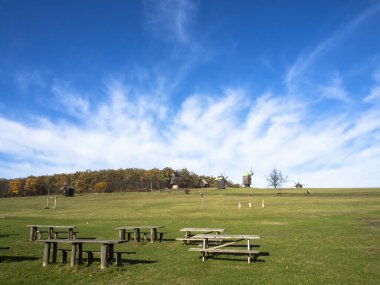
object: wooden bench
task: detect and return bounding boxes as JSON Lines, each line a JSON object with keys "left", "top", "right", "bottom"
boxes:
{"left": 189, "top": 248, "right": 259, "bottom": 263}
{"left": 37, "top": 230, "right": 79, "bottom": 239}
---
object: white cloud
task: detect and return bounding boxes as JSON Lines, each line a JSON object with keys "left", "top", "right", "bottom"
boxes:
{"left": 1, "top": 84, "right": 379, "bottom": 187}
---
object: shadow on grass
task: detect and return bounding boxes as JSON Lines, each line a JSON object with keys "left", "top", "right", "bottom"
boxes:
{"left": 89, "top": 257, "right": 157, "bottom": 266}
{"left": 201, "top": 251, "right": 270, "bottom": 263}
{"left": 0, "top": 255, "right": 39, "bottom": 263}
{"left": 161, "top": 238, "right": 176, "bottom": 242}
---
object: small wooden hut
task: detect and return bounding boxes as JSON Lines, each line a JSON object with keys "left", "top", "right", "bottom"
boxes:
{"left": 62, "top": 186, "right": 75, "bottom": 197}
{"left": 200, "top": 179, "right": 209, "bottom": 188}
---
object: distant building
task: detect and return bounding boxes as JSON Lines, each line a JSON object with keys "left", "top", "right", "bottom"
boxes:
{"left": 242, "top": 171, "right": 252, "bottom": 187}
{"left": 62, "top": 186, "right": 75, "bottom": 197}
{"left": 215, "top": 176, "right": 227, "bottom": 189}
{"left": 170, "top": 172, "right": 180, "bottom": 187}
{"left": 200, "top": 179, "right": 209, "bottom": 188}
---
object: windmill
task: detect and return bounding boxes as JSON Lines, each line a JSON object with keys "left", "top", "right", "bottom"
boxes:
{"left": 215, "top": 173, "right": 228, "bottom": 189}
{"left": 242, "top": 168, "right": 254, "bottom": 187}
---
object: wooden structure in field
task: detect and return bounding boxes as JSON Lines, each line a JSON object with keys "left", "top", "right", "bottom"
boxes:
{"left": 170, "top": 172, "right": 180, "bottom": 188}
{"left": 62, "top": 186, "right": 75, "bottom": 197}
{"left": 200, "top": 179, "right": 209, "bottom": 188}
{"left": 242, "top": 171, "right": 253, "bottom": 187}
{"left": 215, "top": 175, "right": 227, "bottom": 189}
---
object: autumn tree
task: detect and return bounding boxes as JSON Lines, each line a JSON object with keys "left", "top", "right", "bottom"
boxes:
{"left": 9, "top": 179, "right": 23, "bottom": 196}
{"left": 24, "top": 176, "right": 38, "bottom": 195}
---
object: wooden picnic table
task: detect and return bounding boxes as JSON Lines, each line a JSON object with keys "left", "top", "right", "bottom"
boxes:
{"left": 27, "top": 225, "right": 76, "bottom": 241}
{"left": 179, "top": 228, "right": 225, "bottom": 238}
{"left": 37, "top": 239, "right": 125, "bottom": 269}
{"left": 189, "top": 234, "right": 260, "bottom": 263}
{"left": 116, "top": 226, "right": 164, "bottom": 243}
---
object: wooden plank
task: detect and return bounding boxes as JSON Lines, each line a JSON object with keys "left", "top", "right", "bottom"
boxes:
{"left": 179, "top": 228, "right": 225, "bottom": 232}
{"left": 208, "top": 240, "right": 241, "bottom": 249}
{"left": 193, "top": 234, "right": 260, "bottom": 240}
{"left": 188, "top": 248, "right": 259, "bottom": 254}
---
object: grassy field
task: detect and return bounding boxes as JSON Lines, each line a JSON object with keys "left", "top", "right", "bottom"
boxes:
{"left": 0, "top": 188, "right": 379, "bottom": 285}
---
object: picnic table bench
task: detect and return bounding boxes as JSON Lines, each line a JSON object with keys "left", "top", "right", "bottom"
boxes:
{"left": 177, "top": 228, "right": 225, "bottom": 244}
{"left": 37, "top": 239, "right": 127, "bottom": 269}
{"left": 116, "top": 226, "right": 164, "bottom": 243}
{"left": 188, "top": 234, "right": 260, "bottom": 263}
{"left": 27, "top": 225, "right": 77, "bottom": 241}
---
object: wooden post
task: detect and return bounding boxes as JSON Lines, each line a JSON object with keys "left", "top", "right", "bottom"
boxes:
{"left": 247, "top": 240, "right": 251, "bottom": 264}
{"left": 48, "top": 227, "right": 54, "bottom": 239}
{"left": 52, "top": 242, "right": 57, "bottom": 263}
{"left": 134, "top": 228, "right": 140, "bottom": 242}
{"left": 100, "top": 244, "right": 108, "bottom": 269}
{"left": 68, "top": 228, "right": 74, "bottom": 239}
{"left": 87, "top": 251, "right": 94, "bottom": 265}
{"left": 71, "top": 243, "right": 77, "bottom": 267}
{"left": 150, "top": 228, "right": 157, "bottom": 243}
{"left": 116, "top": 252, "right": 122, "bottom": 266}
{"left": 43, "top": 242, "right": 51, "bottom": 267}
{"left": 30, "top": 226, "right": 37, "bottom": 241}
{"left": 119, "top": 229, "right": 126, "bottom": 241}
{"left": 61, "top": 250, "right": 68, "bottom": 264}
{"left": 108, "top": 244, "right": 114, "bottom": 264}
{"left": 78, "top": 243, "right": 83, "bottom": 264}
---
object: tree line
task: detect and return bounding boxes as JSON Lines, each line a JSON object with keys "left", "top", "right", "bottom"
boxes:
{"left": 0, "top": 167, "right": 238, "bottom": 197}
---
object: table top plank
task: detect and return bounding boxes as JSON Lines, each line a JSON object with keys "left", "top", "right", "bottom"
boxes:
{"left": 116, "top": 226, "right": 164, "bottom": 230}
{"left": 27, "top": 225, "right": 76, "bottom": 229}
{"left": 193, "top": 234, "right": 260, "bottom": 240}
{"left": 179, "top": 228, "right": 225, "bottom": 232}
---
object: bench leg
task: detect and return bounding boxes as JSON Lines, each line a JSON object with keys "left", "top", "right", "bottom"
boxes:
{"left": 119, "top": 229, "right": 126, "bottom": 241}
{"left": 87, "top": 251, "right": 94, "bottom": 265}
{"left": 71, "top": 244, "right": 77, "bottom": 267}
{"left": 116, "top": 252, "right": 122, "bottom": 266}
{"left": 61, "top": 250, "right": 68, "bottom": 264}
{"left": 30, "top": 226, "right": 37, "bottom": 241}
{"left": 159, "top": 233, "right": 164, "bottom": 242}
{"left": 43, "top": 243, "right": 51, "bottom": 267}
{"left": 100, "top": 244, "right": 108, "bottom": 269}
{"left": 143, "top": 232, "right": 147, "bottom": 242}
{"left": 52, "top": 243, "right": 57, "bottom": 263}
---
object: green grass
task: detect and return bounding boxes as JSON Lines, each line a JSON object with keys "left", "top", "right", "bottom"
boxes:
{"left": 0, "top": 188, "right": 379, "bottom": 284}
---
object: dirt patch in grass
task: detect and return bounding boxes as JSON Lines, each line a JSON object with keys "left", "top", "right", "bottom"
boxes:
{"left": 260, "top": 221, "right": 287, "bottom": 225}
{"left": 358, "top": 218, "right": 380, "bottom": 227}
{"left": 367, "top": 248, "right": 380, "bottom": 255}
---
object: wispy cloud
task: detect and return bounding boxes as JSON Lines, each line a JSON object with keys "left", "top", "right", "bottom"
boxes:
{"left": 51, "top": 83, "right": 90, "bottom": 117}
{"left": 1, "top": 83, "right": 379, "bottom": 187}
{"left": 319, "top": 75, "right": 351, "bottom": 104}
{"left": 285, "top": 3, "right": 380, "bottom": 92}
{"left": 143, "top": 0, "right": 197, "bottom": 44}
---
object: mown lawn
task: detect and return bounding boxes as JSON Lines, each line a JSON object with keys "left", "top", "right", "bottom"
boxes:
{"left": 0, "top": 188, "right": 379, "bottom": 284}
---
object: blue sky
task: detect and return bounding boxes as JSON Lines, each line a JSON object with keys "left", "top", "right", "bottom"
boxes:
{"left": 1, "top": 0, "right": 380, "bottom": 187}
